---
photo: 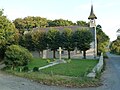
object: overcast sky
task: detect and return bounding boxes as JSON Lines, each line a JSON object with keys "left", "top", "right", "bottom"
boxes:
{"left": 1, "top": 0, "right": 120, "bottom": 41}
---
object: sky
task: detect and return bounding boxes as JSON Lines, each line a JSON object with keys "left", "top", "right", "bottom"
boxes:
{"left": 0, "top": 0, "right": 120, "bottom": 41}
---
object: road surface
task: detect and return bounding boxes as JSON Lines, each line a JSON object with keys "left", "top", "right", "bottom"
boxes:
{"left": 0, "top": 52, "right": 120, "bottom": 90}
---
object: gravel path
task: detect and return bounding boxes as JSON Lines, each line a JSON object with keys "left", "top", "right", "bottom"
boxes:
{"left": 0, "top": 52, "right": 120, "bottom": 90}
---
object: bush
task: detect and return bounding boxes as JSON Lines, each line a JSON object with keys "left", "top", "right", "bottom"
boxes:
{"left": 4, "top": 45, "right": 32, "bottom": 69}
{"left": 33, "top": 67, "right": 39, "bottom": 72}
{"left": 22, "top": 66, "right": 29, "bottom": 72}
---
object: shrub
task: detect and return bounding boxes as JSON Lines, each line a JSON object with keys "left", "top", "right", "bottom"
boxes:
{"left": 22, "top": 66, "right": 29, "bottom": 72}
{"left": 4, "top": 45, "right": 32, "bottom": 69}
{"left": 67, "top": 59, "right": 71, "bottom": 63}
{"left": 47, "top": 59, "right": 51, "bottom": 63}
{"left": 33, "top": 67, "right": 39, "bottom": 72}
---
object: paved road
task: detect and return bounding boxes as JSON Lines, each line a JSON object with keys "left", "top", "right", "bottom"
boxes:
{"left": 0, "top": 52, "right": 120, "bottom": 90}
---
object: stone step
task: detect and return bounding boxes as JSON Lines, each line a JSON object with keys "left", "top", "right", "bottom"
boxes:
{"left": 38, "top": 63, "right": 59, "bottom": 70}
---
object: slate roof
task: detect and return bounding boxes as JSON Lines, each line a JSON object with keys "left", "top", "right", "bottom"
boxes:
{"left": 33, "top": 26, "right": 89, "bottom": 32}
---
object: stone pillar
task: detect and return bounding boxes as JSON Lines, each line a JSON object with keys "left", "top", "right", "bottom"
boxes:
{"left": 42, "top": 50, "right": 47, "bottom": 59}
{"left": 74, "top": 47, "right": 77, "bottom": 55}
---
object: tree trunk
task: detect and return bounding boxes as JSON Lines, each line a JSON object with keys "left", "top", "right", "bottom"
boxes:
{"left": 83, "top": 50, "right": 86, "bottom": 59}
{"left": 53, "top": 50, "right": 56, "bottom": 58}
{"left": 38, "top": 51, "right": 41, "bottom": 57}
{"left": 68, "top": 50, "right": 71, "bottom": 59}
{"left": 41, "top": 50, "right": 43, "bottom": 58}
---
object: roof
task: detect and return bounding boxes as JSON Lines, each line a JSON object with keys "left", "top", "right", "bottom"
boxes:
{"left": 88, "top": 5, "right": 97, "bottom": 19}
{"left": 33, "top": 26, "right": 89, "bottom": 32}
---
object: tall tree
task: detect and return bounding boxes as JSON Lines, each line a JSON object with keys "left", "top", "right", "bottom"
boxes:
{"left": 47, "top": 29, "right": 61, "bottom": 58}
{"left": 96, "top": 25, "right": 110, "bottom": 54}
{"left": 0, "top": 10, "right": 19, "bottom": 59}
{"left": 32, "top": 30, "right": 47, "bottom": 57}
{"left": 13, "top": 16, "right": 48, "bottom": 31}
{"left": 61, "top": 28, "right": 75, "bottom": 59}
{"left": 24, "top": 32, "right": 35, "bottom": 51}
{"left": 110, "top": 36, "right": 120, "bottom": 55}
{"left": 73, "top": 29, "right": 93, "bottom": 59}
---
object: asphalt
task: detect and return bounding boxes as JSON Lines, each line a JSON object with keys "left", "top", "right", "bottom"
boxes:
{"left": 0, "top": 52, "right": 120, "bottom": 90}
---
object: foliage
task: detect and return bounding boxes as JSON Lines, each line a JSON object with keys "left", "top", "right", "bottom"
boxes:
{"left": 110, "top": 37, "right": 120, "bottom": 55}
{"left": 47, "top": 19, "right": 74, "bottom": 27}
{"left": 47, "top": 29, "right": 61, "bottom": 58}
{"left": 0, "top": 11, "right": 19, "bottom": 59}
{"left": 32, "top": 30, "right": 47, "bottom": 56}
{"left": 22, "top": 66, "right": 29, "bottom": 72}
{"left": 19, "top": 30, "right": 47, "bottom": 54}
{"left": 33, "top": 67, "right": 39, "bottom": 72}
{"left": 96, "top": 25, "right": 110, "bottom": 53}
{"left": 13, "top": 16, "right": 47, "bottom": 31}
{"left": 24, "top": 32, "right": 35, "bottom": 51}
{"left": 0, "top": 9, "right": 4, "bottom": 16}
{"left": 61, "top": 28, "right": 75, "bottom": 59}
{"left": 73, "top": 29, "right": 93, "bottom": 59}
{"left": 4, "top": 45, "right": 32, "bottom": 69}
{"left": 76, "top": 20, "right": 89, "bottom": 27}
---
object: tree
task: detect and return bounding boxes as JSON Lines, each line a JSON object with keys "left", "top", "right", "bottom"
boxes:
{"left": 13, "top": 16, "right": 48, "bottom": 31}
{"left": 76, "top": 21, "right": 89, "bottom": 27}
{"left": 24, "top": 32, "right": 35, "bottom": 51}
{"left": 0, "top": 9, "right": 4, "bottom": 16}
{"left": 61, "top": 28, "right": 75, "bottom": 59}
{"left": 47, "top": 19, "right": 74, "bottom": 27}
{"left": 73, "top": 29, "right": 93, "bottom": 59}
{"left": 32, "top": 30, "right": 47, "bottom": 57}
{"left": 47, "top": 29, "right": 61, "bottom": 58}
{"left": 110, "top": 36, "right": 120, "bottom": 55}
{"left": 0, "top": 11, "right": 19, "bottom": 59}
{"left": 96, "top": 25, "right": 110, "bottom": 54}
{"left": 13, "top": 18, "right": 26, "bottom": 30}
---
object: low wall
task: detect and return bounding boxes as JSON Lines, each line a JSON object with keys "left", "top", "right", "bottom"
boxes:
{"left": 87, "top": 53, "right": 104, "bottom": 78}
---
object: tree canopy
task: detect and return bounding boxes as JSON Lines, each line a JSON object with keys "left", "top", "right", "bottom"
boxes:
{"left": 47, "top": 19, "right": 74, "bottom": 27}
{"left": 73, "top": 29, "right": 93, "bottom": 59}
{"left": 47, "top": 29, "right": 61, "bottom": 58}
{"left": 61, "top": 28, "right": 75, "bottom": 59}
{"left": 0, "top": 13, "right": 19, "bottom": 59}
{"left": 96, "top": 25, "right": 110, "bottom": 54}
{"left": 13, "top": 16, "right": 48, "bottom": 31}
{"left": 76, "top": 20, "right": 89, "bottom": 27}
{"left": 110, "top": 36, "right": 120, "bottom": 55}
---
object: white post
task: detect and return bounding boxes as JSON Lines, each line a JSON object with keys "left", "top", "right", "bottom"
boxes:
{"left": 58, "top": 47, "right": 62, "bottom": 60}
{"left": 94, "top": 27, "right": 97, "bottom": 58}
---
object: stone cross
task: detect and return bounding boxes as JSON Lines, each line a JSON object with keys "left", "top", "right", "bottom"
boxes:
{"left": 58, "top": 47, "right": 62, "bottom": 60}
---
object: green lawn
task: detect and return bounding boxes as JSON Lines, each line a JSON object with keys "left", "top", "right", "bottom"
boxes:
{"left": 40, "top": 59, "right": 98, "bottom": 77}
{"left": 4, "top": 58, "right": 100, "bottom": 87}
{"left": 27, "top": 58, "right": 50, "bottom": 69}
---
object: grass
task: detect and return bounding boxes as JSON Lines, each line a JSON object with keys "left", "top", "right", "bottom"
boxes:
{"left": 3, "top": 58, "right": 101, "bottom": 88}
{"left": 5, "top": 71, "right": 101, "bottom": 88}
{"left": 40, "top": 59, "right": 98, "bottom": 77}
{"left": 27, "top": 58, "right": 53, "bottom": 70}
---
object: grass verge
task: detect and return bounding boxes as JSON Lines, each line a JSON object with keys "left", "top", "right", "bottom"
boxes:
{"left": 4, "top": 71, "right": 102, "bottom": 88}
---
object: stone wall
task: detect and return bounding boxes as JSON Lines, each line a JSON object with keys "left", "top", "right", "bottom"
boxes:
{"left": 87, "top": 53, "right": 104, "bottom": 78}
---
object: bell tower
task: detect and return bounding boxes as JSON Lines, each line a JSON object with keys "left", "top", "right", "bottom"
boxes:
{"left": 88, "top": 4, "right": 97, "bottom": 27}
{"left": 88, "top": 4, "right": 97, "bottom": 58}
